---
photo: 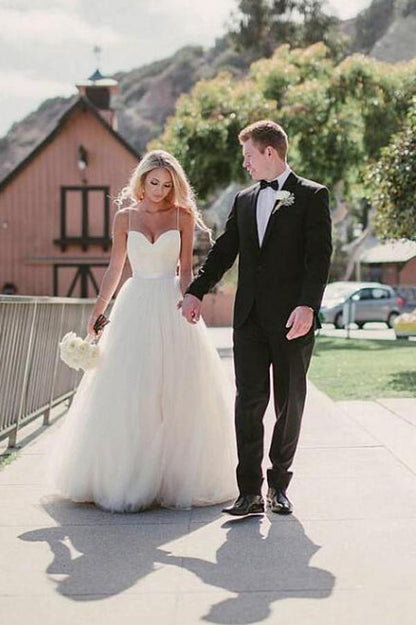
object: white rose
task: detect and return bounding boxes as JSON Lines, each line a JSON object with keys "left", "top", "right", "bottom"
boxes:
{"left": 77, "top": 342, "right": 89, "bottom": 355}
{"left": 61, "top": 331, "right": 75, "bottom": 344}
{"left": 275, "top": 190, "right": 291, "bottom": 201}
{"left": 69, "top": 357, "right": 81, "bottom": 370}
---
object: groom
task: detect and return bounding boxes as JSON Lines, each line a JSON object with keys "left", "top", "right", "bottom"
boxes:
{"left": 181, "top": 120, "right": 332, "bottom": 516}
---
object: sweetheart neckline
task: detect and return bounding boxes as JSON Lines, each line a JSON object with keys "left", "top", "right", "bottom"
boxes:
{"left": 128, "top": 229, "right": 180, "bottom": 246}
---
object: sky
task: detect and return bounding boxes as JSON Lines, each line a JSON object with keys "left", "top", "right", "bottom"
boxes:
{"left": 0, "top": 0, "right": 372, "bottom": 137}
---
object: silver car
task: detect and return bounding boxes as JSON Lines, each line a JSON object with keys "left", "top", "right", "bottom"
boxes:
{"left": 320, "top": 281, "right": 404, "bottom": 329}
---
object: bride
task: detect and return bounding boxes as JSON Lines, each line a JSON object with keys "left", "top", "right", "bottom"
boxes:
{"left": 48, "top": 150, "right": 237, "bottom": 512}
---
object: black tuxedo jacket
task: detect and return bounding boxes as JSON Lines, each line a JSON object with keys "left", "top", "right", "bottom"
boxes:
{"left": 186, "top": 171, "right": 332, "bottom": 332}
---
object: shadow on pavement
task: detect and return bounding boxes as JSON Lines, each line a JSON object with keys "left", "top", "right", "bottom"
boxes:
{"left": 18, "top": 497, "right": 193, "bottom": 599}
{"left": 18, "top": 500, "right": 335, "bottom": 623}
{"left": 162, "top": 514, "right": 335, "bottom": 624}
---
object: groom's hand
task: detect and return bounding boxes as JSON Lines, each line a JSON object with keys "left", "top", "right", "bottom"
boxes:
{"left": 179, "top": 294, "right": 202, "bottom": 324}
{"left": 286, "top": 306, "right": 314, "bottom": 340}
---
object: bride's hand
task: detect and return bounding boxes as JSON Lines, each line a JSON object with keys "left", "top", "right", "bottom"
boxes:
{"left": 87, "top": 314, "right": 98, "bottom": 336}
{"left": 180, "top": 294, "right": 202, "bottom": 324}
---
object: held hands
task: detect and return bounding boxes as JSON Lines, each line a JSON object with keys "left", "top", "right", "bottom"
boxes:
{"left": 286, "top": 306, "right": 314, "bottom": 340}
{"left": 178, "top": 294, "right": 202, "bottom": 324}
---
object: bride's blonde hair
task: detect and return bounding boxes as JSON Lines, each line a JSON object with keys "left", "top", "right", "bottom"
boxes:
{"left": 114, "top": 150, "right": 211, "bottom": 241}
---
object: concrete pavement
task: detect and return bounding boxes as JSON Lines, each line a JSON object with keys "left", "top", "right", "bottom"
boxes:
{"left": 1, "top": 328, "right": 416, "bottom": 624}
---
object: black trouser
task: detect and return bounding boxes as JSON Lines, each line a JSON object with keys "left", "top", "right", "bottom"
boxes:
{"left": 233, "top": 307, "right": 315, "bottom": 496}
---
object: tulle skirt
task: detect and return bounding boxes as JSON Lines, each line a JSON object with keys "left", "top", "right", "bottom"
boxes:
{"left": 46, "top": 275, "right": 238, "bottom": 512}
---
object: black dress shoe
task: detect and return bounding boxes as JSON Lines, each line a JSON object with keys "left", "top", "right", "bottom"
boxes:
{"left": 222, "top": 494, "right": 265, "bottom": 516}
{"left": 267, "top": 487, "right": 293, "bottom": 515}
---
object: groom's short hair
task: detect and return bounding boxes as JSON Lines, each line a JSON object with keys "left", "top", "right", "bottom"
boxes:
{"left": 238, "top": 120, "right": 288, "bottom": 159}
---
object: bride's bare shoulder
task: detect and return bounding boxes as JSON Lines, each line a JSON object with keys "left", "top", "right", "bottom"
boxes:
{"left": 178, "top": 206, "right": 195, "bottom": 225}
{"left": 117, "top": 204, "right": 139, "bottom": 215}
{"left": 112, "top": 206, "right": 136, "bottom": 234}
{"left": 115, "top": 205, "right": 139, "bottom": 221}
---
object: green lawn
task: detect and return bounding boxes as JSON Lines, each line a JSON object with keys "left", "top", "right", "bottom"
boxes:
{"left": 309, "top": 337, "right": 416, "bottom": 401}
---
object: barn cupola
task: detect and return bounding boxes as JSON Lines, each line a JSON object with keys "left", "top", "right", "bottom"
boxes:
{"left": 76, "top": 61, "right": 119, "bottom": 130}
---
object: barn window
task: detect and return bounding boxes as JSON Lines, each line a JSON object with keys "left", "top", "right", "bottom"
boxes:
{"left": 54, "top": 186, "right": 111, "bottom": 251}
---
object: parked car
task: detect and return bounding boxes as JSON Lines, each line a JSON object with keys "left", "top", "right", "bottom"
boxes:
{"left": 320, "top": 281, "right": 404, "bottom": 329}
{"left": 393, "top": 310, "right": 416, "bottom": 339}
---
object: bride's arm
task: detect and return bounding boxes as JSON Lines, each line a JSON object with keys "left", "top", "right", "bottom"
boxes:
{"left": 87, "top": 210, "right": 128, "bottom": 335}
{"left": 178, "top": 208, "right": 195, "bottom": 296}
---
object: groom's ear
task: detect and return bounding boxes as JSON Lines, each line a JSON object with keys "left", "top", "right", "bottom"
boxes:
{"left": 265, "top": 145, "right": 278, "bottom": 160}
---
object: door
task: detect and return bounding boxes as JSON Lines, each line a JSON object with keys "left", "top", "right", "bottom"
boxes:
{"left": 371, "top": 287, "right": 392, "bottom": 321}
{"left": 354, "top": 288, "right": 374, "bottom": 321}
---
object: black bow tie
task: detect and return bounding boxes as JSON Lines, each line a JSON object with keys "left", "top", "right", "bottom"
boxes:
{"left": 260, "top": 179, "right": 279, "bottom": 191}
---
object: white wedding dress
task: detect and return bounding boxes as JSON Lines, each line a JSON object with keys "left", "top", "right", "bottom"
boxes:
{"left": 48, "top": 222, "right": 237, "bottom": 512}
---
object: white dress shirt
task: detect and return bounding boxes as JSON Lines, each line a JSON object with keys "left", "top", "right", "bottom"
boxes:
{"left": 256, "top": 166, "right": 292, "bottom": 246}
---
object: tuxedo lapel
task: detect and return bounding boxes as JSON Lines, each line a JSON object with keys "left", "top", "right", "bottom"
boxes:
{"left": 260, "top": 172, "right": 299, "bottom": 252}
{"left": 281, "top": 171, "right": 298, "bottom": 194}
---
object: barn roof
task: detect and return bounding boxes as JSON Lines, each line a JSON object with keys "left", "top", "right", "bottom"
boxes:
{"left": 0, "top": 96, "right": 140, "bottom": 192}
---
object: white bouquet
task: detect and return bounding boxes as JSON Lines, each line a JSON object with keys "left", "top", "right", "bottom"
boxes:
{"left": 59, "top": 332, "right": 100, "bottom": 371}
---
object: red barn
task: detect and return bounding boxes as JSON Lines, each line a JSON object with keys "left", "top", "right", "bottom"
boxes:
{"left": 0, "top": 70, "right": 140, "bottom": 298}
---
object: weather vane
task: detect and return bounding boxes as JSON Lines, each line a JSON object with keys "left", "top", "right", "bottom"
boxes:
{"left": 93, "top": 45, "right": 102, "bottom": 70}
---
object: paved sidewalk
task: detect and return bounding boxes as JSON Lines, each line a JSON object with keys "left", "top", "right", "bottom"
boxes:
{"left": 1, "top": 328, "right": 416, "bottom": 624}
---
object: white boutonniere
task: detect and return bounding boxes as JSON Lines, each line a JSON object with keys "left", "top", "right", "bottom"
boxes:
{"left": 272, "top": 190, "right": 295, "bottom": 214}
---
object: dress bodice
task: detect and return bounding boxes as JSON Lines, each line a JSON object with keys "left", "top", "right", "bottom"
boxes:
{"left": 127, "top": 230, "right": 181, "bottom": 279}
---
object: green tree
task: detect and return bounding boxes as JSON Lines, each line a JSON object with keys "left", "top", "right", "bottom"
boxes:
{"left": 228, "top": 0, "right": 342, "bottom": 60}
{"left": 369, "top": 100, "right": 416, "bottom": 240}
{"left": 149, "top": 72, "right": 275, "bottom": 198}
{"left": 152, "top": 43, "right": 416, "bottom": 208}
{"left": 331, "top": 54, "right": 416, "bottom": 159}
{"left": 285, "top": 1, "right": 338, "bottom": 47}
{"left": 228, "top": 0, "right": 274, "bottom": 58}
{"left": 254, "top": 46, "right": 416, "bottom": 196}
{"left": 251, "top": 44, "right": 367, "bottom": 191}
{"left": 151, "top": 42, "right": 416, "bottom": 277}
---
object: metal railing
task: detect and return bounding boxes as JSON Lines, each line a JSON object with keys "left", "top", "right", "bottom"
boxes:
{"left": 0, "top": 295, "right": 97, "bottom": 448}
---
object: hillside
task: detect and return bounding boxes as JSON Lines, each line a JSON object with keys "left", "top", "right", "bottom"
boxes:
{"left": 370, "top": 14, "right": 416, "bottom": 61}
{"left": 347, "top": 0, "right": 416, "bottom": 60}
